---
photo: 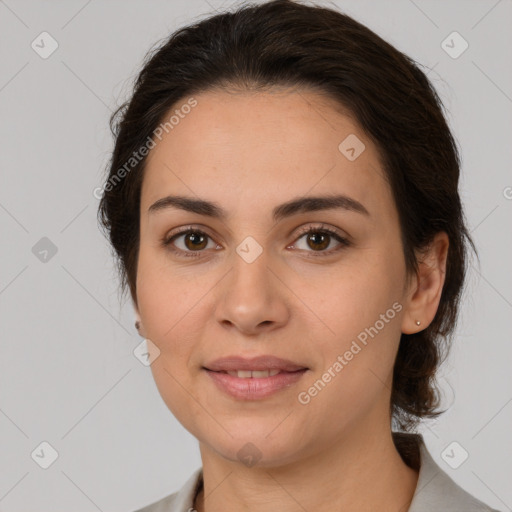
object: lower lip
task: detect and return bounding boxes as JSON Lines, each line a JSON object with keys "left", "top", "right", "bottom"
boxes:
{"left": 204, "top": 369, "right": 308, "bottom": 400}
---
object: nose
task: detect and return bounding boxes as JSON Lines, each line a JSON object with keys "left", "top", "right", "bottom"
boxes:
{"left": 214, "top": 250, "right": 290, "bottom": 336}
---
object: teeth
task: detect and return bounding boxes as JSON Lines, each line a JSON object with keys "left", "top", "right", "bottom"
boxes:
{"left": 226, "top": 369, "right": 281, "bottom": 378}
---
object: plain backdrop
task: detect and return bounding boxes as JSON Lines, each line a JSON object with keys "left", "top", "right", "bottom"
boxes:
{"left": 0, "top": 0, "right": 511, "bottom": 511}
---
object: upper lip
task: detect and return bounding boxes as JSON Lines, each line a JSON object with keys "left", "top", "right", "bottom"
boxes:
{"left": 203, "top": 355, "right": 308, "bottom": 372}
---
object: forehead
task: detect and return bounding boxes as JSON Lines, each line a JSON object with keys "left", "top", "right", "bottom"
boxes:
{"left": 141, "top": 88, "right": 392, "bottom": 219}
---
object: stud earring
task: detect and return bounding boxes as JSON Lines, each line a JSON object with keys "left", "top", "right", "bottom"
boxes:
{"left": 135, "top": 320, "right": 141, "bottom": 331}
{"left": 415, "top": 320, "right": 421, "bottom": 326}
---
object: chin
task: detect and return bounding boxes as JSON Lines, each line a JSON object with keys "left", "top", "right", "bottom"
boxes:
{"left": 197, "top": 424, "right": 311, "bottom": 469}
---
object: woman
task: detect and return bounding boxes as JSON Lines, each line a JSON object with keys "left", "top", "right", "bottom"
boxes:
{"left": 98, "top": 1, "right": 498, "bottom": 510}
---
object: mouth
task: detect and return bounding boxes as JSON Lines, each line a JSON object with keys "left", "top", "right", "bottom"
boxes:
{"left": 202, "top": 354, "right": 309, "bottom": 400}
{"left": 202, "top": 364, "right": 308, "bottom": 400}
{"left": 206, "top": 368, "right": 305, "bottom": 378}
{"left": 203, "top": 354, "right": 308, "bottom": 373}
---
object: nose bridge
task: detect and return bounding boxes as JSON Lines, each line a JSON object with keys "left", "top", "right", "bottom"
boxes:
{"left": 232, "top": 245, "right": 272, "bottom": 296}
{"left": 215, "top": 241, "right": 288, "bottom": 333}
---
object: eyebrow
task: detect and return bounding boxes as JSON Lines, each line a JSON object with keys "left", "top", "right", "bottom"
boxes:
{"left": 148, "top": 194, "right": 370, "bottom": 222}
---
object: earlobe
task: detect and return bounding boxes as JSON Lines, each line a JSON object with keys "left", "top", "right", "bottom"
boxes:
{"left": 401, "top": 232, "right": 449, "bottom": 334}
{"left": 133, "top": 302, "right": 145, "bottom": 337}
{"left": 135, "top": 317, "right": 147, "bottom": 338}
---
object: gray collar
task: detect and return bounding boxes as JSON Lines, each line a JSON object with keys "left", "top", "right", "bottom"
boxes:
{"left": 407, "top": 435, "right": 496, "bottom": 511}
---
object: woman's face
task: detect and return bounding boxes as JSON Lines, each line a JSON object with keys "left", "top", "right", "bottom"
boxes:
{"left": 136, "top": 88, "right": 413, "bottom": 466}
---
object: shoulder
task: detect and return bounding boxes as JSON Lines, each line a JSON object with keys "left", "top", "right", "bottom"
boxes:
{"left": 393, "top": 432, "right": 499, "bottom": 512}
{"left": 410, "top": 467, "right": 500, "bottom": 511}
{"left": 132, "top": 491, "right": 180, "bottom": 512}
{"left": 420, "top": 471, "right": 500, "bottom": 511}
{"left": 131, "top": 467, "right": 203, "bottom": 512}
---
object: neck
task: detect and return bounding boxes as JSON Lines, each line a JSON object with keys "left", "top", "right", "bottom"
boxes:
{"left": 194, "top": 420, "right": 419, "bottom": 512}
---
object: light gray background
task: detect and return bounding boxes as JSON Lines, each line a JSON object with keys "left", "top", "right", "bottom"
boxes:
{"left": 0, "top": 0, "right": 510, "bottom": 511}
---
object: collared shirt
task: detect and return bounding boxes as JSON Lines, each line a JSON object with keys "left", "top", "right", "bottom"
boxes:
{"left": 133, "top": 433, "right": 498, "bottom": 512}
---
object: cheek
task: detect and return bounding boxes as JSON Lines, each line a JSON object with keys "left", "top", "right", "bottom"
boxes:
{"left": 300, "top": 251, "right": 404, "bottom": 341}
{"left": 295, "top": 275, "right": 403, "bottom": 432}
{"left": 299, "top": 245, "right": 405, "bottom": 390}
{"left": 136, "top": 245, "right": 200, "bottom": 338}
{"left": 136, "top": 253, "right": 206, "bottom": 426}
{"left": 135, "top": 246, "right": 217, "bottom": 389}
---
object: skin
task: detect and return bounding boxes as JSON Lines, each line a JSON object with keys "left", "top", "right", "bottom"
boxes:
{"left": 134, "top": 87, "right": 449, "bottom": 512}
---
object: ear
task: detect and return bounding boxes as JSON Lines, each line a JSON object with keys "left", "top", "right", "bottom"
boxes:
{"left": 133, "top": 301, "right": 147, "bottom": 338}
{"left": 401, "top": 232, "right": 449, "bottom": 334}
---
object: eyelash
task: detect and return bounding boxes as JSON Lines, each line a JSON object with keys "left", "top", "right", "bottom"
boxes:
{"left": 161, "top": 224, "right": 351, "bottom": 259}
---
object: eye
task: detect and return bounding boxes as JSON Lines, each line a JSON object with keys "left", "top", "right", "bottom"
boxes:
{"left": 162, "top": 227, "right": 220, "bottom": 258}
{"left": 161, "top": 224, "right": 350, "bottom": 258}
{"left": 289, "top": 224, "right": 351, "bottom": 257}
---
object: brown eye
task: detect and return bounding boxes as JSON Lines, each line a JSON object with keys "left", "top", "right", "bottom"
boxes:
{"left": 162, "top": 228, "right": 217, "bottom": 258}
{"left": 182, "top": 232, "right": 208, "bottom": 251}
{"left": 163, "top": 224, "right": 350, "bottom": 260}
{"left": 291, "top": 226, "right": 350, "bottom": 255}
{"left": 305, "top": 232, "right": 330, "bottom": 251}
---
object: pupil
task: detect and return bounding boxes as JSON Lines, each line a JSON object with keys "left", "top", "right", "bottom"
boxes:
{"left": 309, "top": 233, "right": 328, "bottom": 250}
{"left": 187, "top": 233, "right": 206, "bottom": 249}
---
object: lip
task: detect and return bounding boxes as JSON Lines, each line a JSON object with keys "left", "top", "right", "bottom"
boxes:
{"left": 204, "top": 367, "right": 308, "bottom": 400}
{"left": 203, "top": 355, "right": 309, "bottom": 400}
{"left": 203, "top": 355, "right": 307, "bottom": 372}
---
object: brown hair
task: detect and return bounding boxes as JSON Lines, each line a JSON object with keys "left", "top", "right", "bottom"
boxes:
{"left": 98, "top": 0, "right": 474, "bottom": 431}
